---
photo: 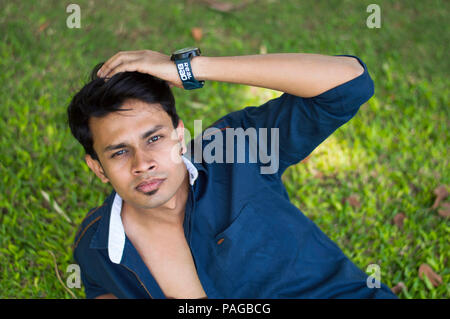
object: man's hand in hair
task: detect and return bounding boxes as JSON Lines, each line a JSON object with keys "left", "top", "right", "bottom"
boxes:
{"left": 96, "top": 50, "right": 185, "bottom": 89}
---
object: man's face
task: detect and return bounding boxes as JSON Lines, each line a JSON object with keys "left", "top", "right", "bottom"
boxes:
{"left": 85, "top": 98, "right": 187, "bottom": 211}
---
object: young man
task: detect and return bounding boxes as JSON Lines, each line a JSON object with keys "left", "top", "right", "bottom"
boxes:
{"left": 67, "top": 48, "right": 397, "bottom": 299}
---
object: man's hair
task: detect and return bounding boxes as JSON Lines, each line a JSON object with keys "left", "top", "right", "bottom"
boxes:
{"left": 67, "top": 62, "right": 179, "bottom": 161}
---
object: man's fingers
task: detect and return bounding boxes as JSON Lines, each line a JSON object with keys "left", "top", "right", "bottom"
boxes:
{"left": 98, "top": 51, "right": 140, "bottom": 77}
{"left": 98, "top": 52, "right": 123, "bottom": 76}
{"left": 102, "top": 60, "right": 141, "bottom": 79}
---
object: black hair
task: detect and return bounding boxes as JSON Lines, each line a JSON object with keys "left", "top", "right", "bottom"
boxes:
{"left": 67, "top": 62, "right": 179, "bottom": 162}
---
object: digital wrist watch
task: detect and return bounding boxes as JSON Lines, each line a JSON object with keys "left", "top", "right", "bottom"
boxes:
{"left": 170, "top": 47, "right": 205, "bottom": 90}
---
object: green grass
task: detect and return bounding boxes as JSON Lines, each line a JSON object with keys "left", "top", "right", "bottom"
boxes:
{"left": 0, "top": 0, "right": 448, "bottom": 298}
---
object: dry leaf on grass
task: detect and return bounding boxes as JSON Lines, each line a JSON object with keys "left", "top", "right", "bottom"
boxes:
{"left": 38, "top": 21, "right": 50, "bottom": 33}
{"left": 432, "top": 185, "right": 448, "bottom": 209}
{"left": 437, "top": 202, "right": 450, "bottom": 218}
{"left": 200, "top": 0, "right": 255, "bottom": 12}
{"left": 314, "top": 171, "right": 324, "bottom": 180}
{"left": 391, "top": 282, "right": 406, "bottom": 295}
{"left": 393, "top": 212, "right": 406, "bottom": 229}
{"left": 342, "top": 194, "right": 361, "bottom": 208}
{"left": 191, "top": 27, "right": 203, "bottom": 41}
{"left": 418, "top": 263, "right": 442, "bottom": 287}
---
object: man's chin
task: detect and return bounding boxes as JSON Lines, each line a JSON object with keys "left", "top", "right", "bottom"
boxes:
{"left": 127, "top": 196, "right": 163, "bottom": 211}
{"left": 136, "top": 188, "right": 160, "bottom": 196}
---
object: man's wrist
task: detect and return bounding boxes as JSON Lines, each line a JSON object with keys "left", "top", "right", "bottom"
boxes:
{"left": 190, "top": 55, "right": 209, "bottom": 82}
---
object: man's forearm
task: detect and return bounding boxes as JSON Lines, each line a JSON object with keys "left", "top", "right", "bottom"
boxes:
{"left": 191, "top": 53, "right": 364, "bottom": 98}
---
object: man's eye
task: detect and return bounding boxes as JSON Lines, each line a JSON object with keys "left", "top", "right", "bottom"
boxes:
{"left": 148, "top": 135, "right": 162, "bottom": 143}
{"left": 111, "top": 150, "right": 126, "bottom": 158}
{"left": 110, "top": 136, "right": 162, "bottom": 159}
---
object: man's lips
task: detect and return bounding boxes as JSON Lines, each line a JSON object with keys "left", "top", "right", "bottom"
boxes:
{"left": 136, "top": 178, "right": 165, "bottom": 192}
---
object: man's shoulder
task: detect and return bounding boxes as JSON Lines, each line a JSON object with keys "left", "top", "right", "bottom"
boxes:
{"left": 72, "top": 201, "right": 108, "bottom": 253}
{"left": 203, "top": 94, "right": 286, "bottom": 132}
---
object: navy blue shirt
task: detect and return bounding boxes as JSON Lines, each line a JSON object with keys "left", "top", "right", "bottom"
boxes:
{"left": 73, "top": 55, "right": 398, "bottom": 299}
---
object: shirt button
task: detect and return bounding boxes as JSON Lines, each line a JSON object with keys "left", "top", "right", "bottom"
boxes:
{"left": 217, "top": 238, "right": 224, "bottom": 245}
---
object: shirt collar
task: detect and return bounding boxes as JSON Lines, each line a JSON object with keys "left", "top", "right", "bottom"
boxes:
{"left": 89, "top": 155, "right": 201, "bottom": 264}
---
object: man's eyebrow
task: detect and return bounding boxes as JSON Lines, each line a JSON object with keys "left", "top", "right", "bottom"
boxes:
{"left": 103, "top": 125, "right": 165, "bottom": 153}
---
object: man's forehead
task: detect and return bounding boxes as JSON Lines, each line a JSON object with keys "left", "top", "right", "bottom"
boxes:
{"left": 109, "top": 99, "right": 164, "bottom": 117}
{"left": 91, "top": 99, "right": 167, "bottom": 125}
{"left": 121, "top": 98, "right": 163, "bottom": 111}
{"left": 89, "top": 101, "right": 172, "bottom": 147}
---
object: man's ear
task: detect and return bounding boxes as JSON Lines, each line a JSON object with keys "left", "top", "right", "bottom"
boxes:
{"left": 85, "top": 154, "right": 110, "bottom": 183}
{"left": 175, "top": 119, "right": 186, "bottom": 154}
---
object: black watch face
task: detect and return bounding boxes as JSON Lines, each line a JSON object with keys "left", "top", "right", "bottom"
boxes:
{"left": 173, "top": 47, "right": 198, "bottom": 55}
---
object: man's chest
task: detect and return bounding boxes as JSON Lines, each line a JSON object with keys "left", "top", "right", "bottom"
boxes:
{"left": 131, "top": 229, "right": 207, "bottom": 299}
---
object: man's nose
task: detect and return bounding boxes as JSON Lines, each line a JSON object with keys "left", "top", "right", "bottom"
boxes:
{"left": 131, "top": 149, "right": 157, "bottom": 174}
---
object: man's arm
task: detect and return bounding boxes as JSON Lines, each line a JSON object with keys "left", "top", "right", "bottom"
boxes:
{"left": 202, "top": 54, "right": 374, "bottom": 177}
{"left": 96, "top": 50, "right": 363, "bottom": 97}
{"left": 191, "top": 53, "right": 364, "bottom": 98}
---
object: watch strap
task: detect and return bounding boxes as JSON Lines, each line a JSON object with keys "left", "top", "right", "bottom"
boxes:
{"left": 174, "top": 57, "right": 205, "bottom": 90}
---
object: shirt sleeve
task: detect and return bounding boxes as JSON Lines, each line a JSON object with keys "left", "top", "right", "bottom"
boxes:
{"left": 226, "top": 54, "right": 374, "bottom": 178}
